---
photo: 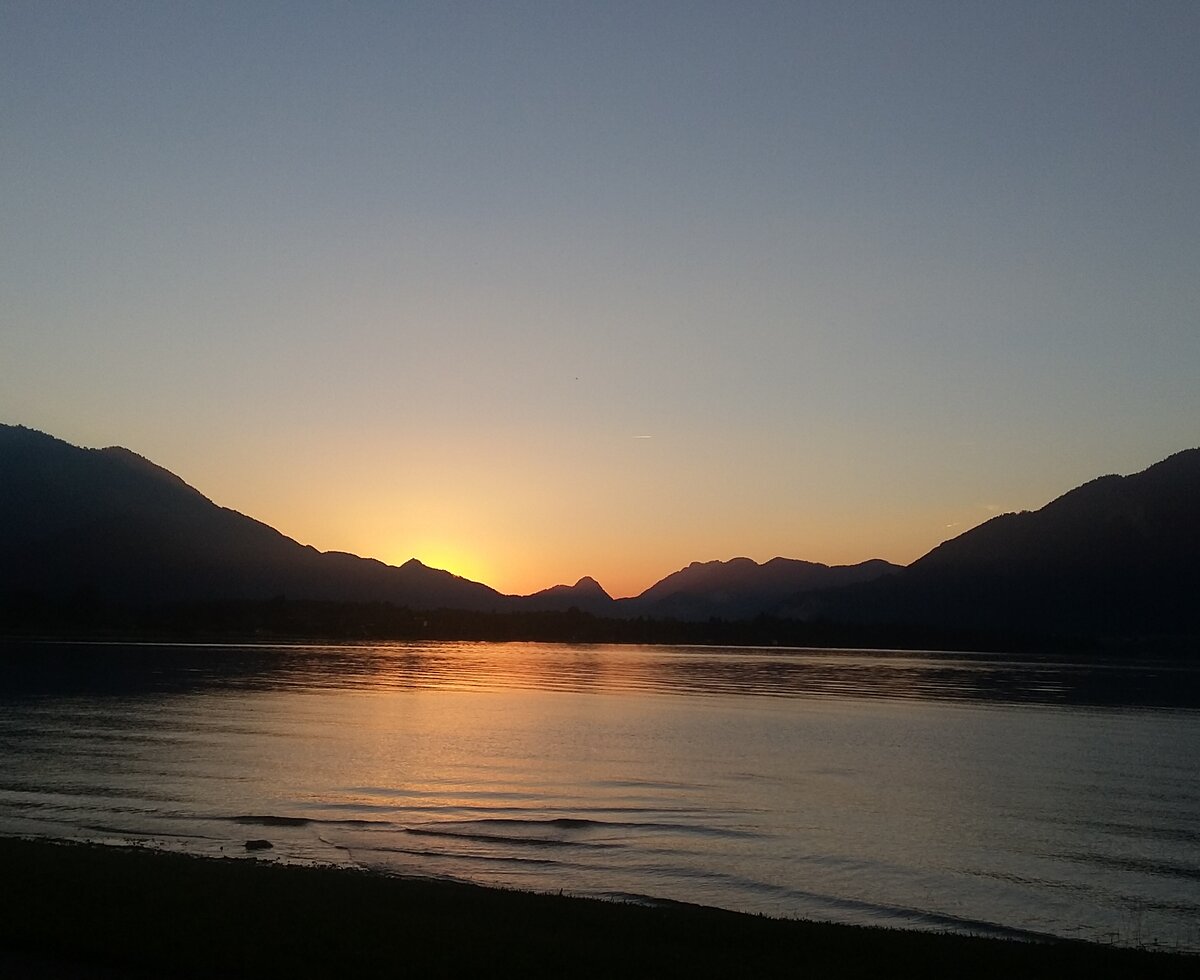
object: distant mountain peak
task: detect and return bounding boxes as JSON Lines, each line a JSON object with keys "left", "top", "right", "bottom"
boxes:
{"left": 623, "top": 554, "right": 902, "bottom": 620}
{"left": 521, "top": 574, "right": 614, "bottom": 613}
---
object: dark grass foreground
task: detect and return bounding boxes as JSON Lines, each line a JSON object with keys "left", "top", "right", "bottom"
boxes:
{"left": 0, "top": 838, "right": 1191, "bottom": 979}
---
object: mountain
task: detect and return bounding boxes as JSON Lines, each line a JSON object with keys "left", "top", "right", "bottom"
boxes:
{"left": 524, "top": 576, "right": 616, "bottom": 615}
{"left": 0, "top": 425, "right": 511, "bottom": 612}
{"left": 793, "top": 449, "right": 1200, "bottom": 639}
{"left": 0, "top": 425, "right": 901, "bottom": 622}
{"left": 615, "top": 556, "right": 902, "bottom": 621}
{"left": 5, "top": 424, "right": 1196, "bottom": 644}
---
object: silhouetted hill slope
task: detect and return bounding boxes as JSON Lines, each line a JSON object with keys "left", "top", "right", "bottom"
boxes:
{"left": 0, "top": 425, "right": 510, "bottom": 611}
{"left": 795, "top": 449, "right": 1200, "bottom": 638}
{"left": 524, "top": 576, "right": 615, "bottom": 615}
{"left": 7, "top": 425, "right": 1196, "bottom": 644}
{"left": 617, "top": 556, "right": 902, "bottom": 621}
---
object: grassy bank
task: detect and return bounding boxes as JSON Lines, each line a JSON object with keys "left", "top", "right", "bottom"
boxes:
{"left": 0, "top": 838, "right": 1191, "bottom": 978}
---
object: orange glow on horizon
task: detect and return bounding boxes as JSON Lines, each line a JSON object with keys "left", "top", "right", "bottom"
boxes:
{"left": 398, "top": 547, "right": 495, "bottom": 591}
{"left": 291, "top": 487, "right": 985, "bottom": 601}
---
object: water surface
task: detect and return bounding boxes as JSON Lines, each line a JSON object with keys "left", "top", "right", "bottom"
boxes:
{"left": 1, "top": 641, "right": 1198, "bottom": 951}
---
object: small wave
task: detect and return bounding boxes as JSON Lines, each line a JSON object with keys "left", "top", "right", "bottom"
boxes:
{"left": 592, "top": 891, "right": 710, "bottom": 910}
{"left": 802, "top": 888, "right": 1062, "bottom": 942}
{"left": 882, "top": 908, "right": 1059, "bottom": 943}
{"left": 587, "top": 778, "right": 705, "bottom": 791}
{"left": 222, "top": 814, "right": 397, "bottom": 829}
{"left": 422, "top": 816, "right": 761, "bottom": 839}
{"left": 404, "top": 827, "right": 621, "bottom": 849}
{"left": 614, "top": 864, "right": 1059, "bottom": 943}
{"left": 361, "top": 843, "right": 573, "bottom": 868}
{"left": 1055, "top": 850, "right": 1200, "bottom": 881}
{"left": 81, "top": 823, "right": 222, "bottom": 842}
{"left": 465, "top": 817, "right": 608, "bottom": 830}
{"left": 228, "top": 815, "right": 313, "bottom": 827}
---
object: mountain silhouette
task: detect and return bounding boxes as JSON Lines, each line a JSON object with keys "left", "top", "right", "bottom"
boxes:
{"left": 790, "top": 449, "right": 1200, "bottom": 639}
{"left": 3, "top": 424, "right": 1196, "bottom": 643}
{"left": 0, "top": 425, "right": 510, "bottom": 611}
{"left": 0, "top": 425, "right": 900, "bottom": 620}
{"left": 524, "top": 576, "right": 616, "bottom": 615}
{"left": 615, "top": 557, "right": 902, "bottom": 621}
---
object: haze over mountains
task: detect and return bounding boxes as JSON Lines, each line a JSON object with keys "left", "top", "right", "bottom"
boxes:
{"left": 2, "top": 424, "right": 1197, "bottom": 642}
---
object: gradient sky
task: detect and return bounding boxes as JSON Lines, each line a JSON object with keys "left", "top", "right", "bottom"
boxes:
{"left": 3, "top": 2, "right": 1198, "bottom": 597}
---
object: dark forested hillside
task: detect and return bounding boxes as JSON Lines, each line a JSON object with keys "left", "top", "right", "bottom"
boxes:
{"left": 0, "top": 425, "right": 510, "bottom": 611}
{"left": 790, "top": 449, "right": 1200, "bottom": 640}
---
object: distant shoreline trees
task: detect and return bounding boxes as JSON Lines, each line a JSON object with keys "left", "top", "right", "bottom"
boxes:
{"left": 3, "top": 592, "right": 1187, "bottom": 657}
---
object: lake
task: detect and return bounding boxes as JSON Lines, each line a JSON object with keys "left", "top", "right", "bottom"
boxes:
{"left": 1, "top": 640, "right": 1198, "bottom": 951}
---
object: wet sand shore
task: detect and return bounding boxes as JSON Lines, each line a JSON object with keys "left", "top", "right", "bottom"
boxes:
{"left": 0, "top": 837, "right": 1191, "bottom": 978}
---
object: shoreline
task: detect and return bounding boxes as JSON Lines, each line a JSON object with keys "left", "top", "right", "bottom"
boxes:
{"left": 1, "top": 837, "right": 1192, "bottom": 978}
{"left": 9, "top": 596, "right": 1194, "bottom": 659}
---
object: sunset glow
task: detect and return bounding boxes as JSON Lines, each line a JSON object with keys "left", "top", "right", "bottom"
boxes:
{"left": 409, "top": 547, "right": 494, "bottom": 591}
{"left": 2, "top": 3, "right": 1196, "bottom": 598}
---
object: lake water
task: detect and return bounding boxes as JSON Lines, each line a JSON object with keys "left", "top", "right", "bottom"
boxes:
{"left": 1, "top": 640, "right": 1198, "bottom": 951}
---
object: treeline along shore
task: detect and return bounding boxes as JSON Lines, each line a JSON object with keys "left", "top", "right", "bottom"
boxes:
{"left": 3, "top": 593, "right": 1184, "bottom": 657}
{"left": 0, "top": 837, "right": 1193, "bottom": 979}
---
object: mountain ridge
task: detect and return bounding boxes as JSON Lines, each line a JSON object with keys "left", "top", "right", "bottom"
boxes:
{"left": 3, "top": 424, "right": 1196, "bottom": 642}
{"left": 611, "top": 556, "right": 903, "bottom": 621}
{"left": 0, "top": 425, "right": 900, "bottom": 615}
{"left": 0, "top": 425, "right": 511, "bottom": 611}
{"left": 790, "top": 447, "right": 1200, "bottom": 637}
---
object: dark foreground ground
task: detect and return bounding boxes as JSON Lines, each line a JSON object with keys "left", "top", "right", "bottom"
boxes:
{"left": 0, "top": 838, "right": 1192, "bottom": 979}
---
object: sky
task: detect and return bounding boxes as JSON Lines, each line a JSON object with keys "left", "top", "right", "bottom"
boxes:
{"left": 2, "top": 2, "right": 1198, "bottom": 598}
